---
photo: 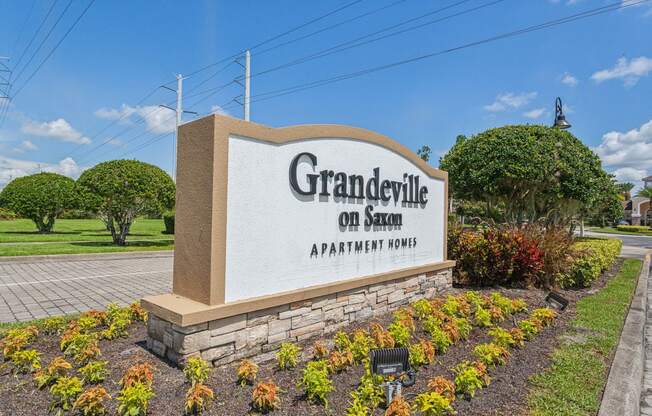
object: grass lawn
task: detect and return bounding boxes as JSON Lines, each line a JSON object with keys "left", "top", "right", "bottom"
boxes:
{"left": 527, "top": 258, "right": 643, "bottom": 416}
{"left": 588, "top": 226, "right": 652, "bottom": 236}
{"left": 0, "top": 218, "right": 173, "bottom": 256}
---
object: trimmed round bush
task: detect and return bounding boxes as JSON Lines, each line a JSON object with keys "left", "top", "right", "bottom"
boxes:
{"left": 0, "top": 173, "right": 77, "bottom": 233}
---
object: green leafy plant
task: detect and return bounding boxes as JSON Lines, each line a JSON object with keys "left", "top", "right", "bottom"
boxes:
{"left": 251, "top": 380, "right": 281, "bottom": 412}
{"left": 73, "top": 386, "right": 111, "bottom": 416}
{"left": 129, "top": 302, "right": 148, "bottom": 322}
{"left": 422, "top": 315, "right": 444, "bottom": 336}
{"left": 531, "top": 308, "right": 557, "bottom": 326}
{"left": 489, "top": 292, "right": 515, "bottom": 315}
{"left": 441, "top": 295, "right": 464, "bottom": 318}
{"left": 184, "top": 383, "right": 213, "bottom": 415}
{"left": 413, "top": 391, "right": 454, "bottom": 416}
{"left": 393, "top": 308, "right": 416, "bottom": 332}
{"left": 441, "top": 320, "right": 460, "bottom": 343}
{"left": 453, "top": 361, "right": 490, "bottom": 398}
{"left": 385, "top": 394, "right": 412, "bottom": 416}
{"left": 511, "top": 298, "right": 529, "bottom": 313}
{"left": 488, "top": 327, "right": 516, "bottom": 348}
{"left": 1, "top": 325, "right": 38, "bottom": 359}
{"left": 518, "top": 319, "right": 541, "bottom": 340}
{"left": 11, "top": 348, "right": 41, "bottom": 373}
{"left": 299, "top": 360, "right": 333, "bottom": 407}
{"left": 79, "top": 360, "right": 109, "bottom": 384}
{"left": 351, "top": 360, "right": 384, "bottom": 410}
{"left": 454, "top": 317, "right": 472, "bottom": 340}
{"left": 489, "top": 305, "right": 506, "bottom": 323}
{"left": 427, "top": 376, "right": 456, "bottom": 401}
{"left": 184, "top": 356, "right": 211, "bottom": 386}
{"left": 236, "top": 359, "right": 258, "bottom": 386}
{"left": 117, "top": 381, "right": 155, "bottom": 416}
{"left": 474, "top": 306, "right": 492, "bottom": 327}
{"left": 345, "top": 395, "right": 370, "bottom": 416}
{"left": 510, "top": 328, "right": 525, "bottom": 347}
{"left": 334, "top": 331, "right": 352, "bottom": 352}
{"left": 49, "top": 376, "right": 83, "bottom": 416}
{"left": 41, "top": 316, "right": 67, "bottom": 335}
{"left": 77, "top": 316, "right": 102, "bottom": 332}
{"left": 276, "top": 342, "right": 301, "bottom": 370}
{"left": 34, "top": 356, "right": 72, "bottom": 389}
{"left": 388, "top": 322, "right": 411, "bottom": 347}
{"left": 350, "top": 329, "right": 374, "bottom": 363}
{"left": 412, "top": 298, "right": 433, "bottom": 320}
{"left": 429, "top": 326, "right": 453, "bottom": 354}
{"left": 0, "top": 172, "right": 78, "bottom": 233}
{"left": 473, "top": 343, "right": 510, "bottom": 367}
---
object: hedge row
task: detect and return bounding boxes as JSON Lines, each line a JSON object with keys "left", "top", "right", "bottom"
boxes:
{"left": 562, "top": 238, "right": 623, "bottom": 287}
{"left": 616, "top": 225, "right": 650, "bottom": 233}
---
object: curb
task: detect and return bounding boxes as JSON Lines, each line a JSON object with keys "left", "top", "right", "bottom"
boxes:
{"left": 598, "top": 252, "right": 650, "bottom": 416}
{"left": 0, "top": 250, "right": 173, "bottom": 264}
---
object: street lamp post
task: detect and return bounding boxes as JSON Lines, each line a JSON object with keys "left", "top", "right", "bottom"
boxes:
{"left": 553, "top": 97, "right": 571, "bottom": 129}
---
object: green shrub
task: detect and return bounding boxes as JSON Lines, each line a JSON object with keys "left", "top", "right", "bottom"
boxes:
{"left": 334, "top": 331, "right": 352, "bottom": 352}
{"left": 411, "top": 298, "right": 433, "bottom": 320}
{"left": 488, "top": 327, "right": 516, "bottom": 348}
{"left": 388, "top": 322, "right": 411, "bottom": 347}
{"left": 454, "top": 317, "right": 472, "bottom": 340}
{"left": 473, "top": 306, "right": 492, "bottom": 327}
{"left": 163, "top": 210, "right": 175, "bottom": 234}
{"left": 50, "top": 376, "right": 83, "bottom": 416}
{"left": 79, "top": 360, "right": 109, "bottom": 384}
{"left": 473, "top": 343, "right": 510, "bottom": 367}
{"left": 299, "top": 360, "right": 333, "bottom": 407}
{"left": 276, "top": 342, "right": 300, "bottom": 370}
{"left": 11, "top": 348, "right": 41, "bottom": 373}
{"left": 184, "top": 356, "right": 211, "bottom": 386}
{"left": 351, "top": 362, "right": 384, "bottom": 410}
{"left": 0, "top": 207, "right": 17, "bottom": 220}
{"left": 117, "top": 381, "right": 155, "bottom": 416}
{"left": 616, "top": 225, "right": 649, "bottom": 232}
{"left": 350, "top": 329, "right": 373, "bottom": 363}
{"left": 518, "top": 319, "right": 542, "bottom": 340}
{"left": 562, "top": 238, "right": 622, "bottom": 287}
{"left": 184, "top": 383, "right": 214, "bottom": 415}
{"left": 0, "top": 172, "right": 78, "bottom": 233}
{"left": 41, "top": 316, "right": 67, "bottom": 335}
{"left": 34, "top": 357, "right": 72, "bottom": 388}
{"left": 413, "top": 391, "right": 455, "bottom": 416}
{"left": 251, "top": 380, "right": 280, "bottom": 412}
{"left": 453, "top": 361, "right": 489, "bottom": 398}
{"left": 429, "top": 326, "right": 453, "bottom": 354}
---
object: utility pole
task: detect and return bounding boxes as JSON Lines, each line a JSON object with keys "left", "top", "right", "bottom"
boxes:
{"left": 244, "top": 50, "right": 251, "bottom": 121}
{"left": 235, "top": 50, "right": 251, "bottom": 121}
{"left": 0, "top": 57, "right": 11, "bottom": 126}
{"left": 160, "top": 74, "right": 196, "bottom": 181}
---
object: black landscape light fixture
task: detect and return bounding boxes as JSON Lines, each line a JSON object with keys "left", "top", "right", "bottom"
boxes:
{"left": 553, "top": 97, "right": 571, "bottom": 129}
{"left": 370, "top": 348, "right": 416, "bottom": 404}
{"left": 544, "top": 291, "right": 569, "bottom": 311}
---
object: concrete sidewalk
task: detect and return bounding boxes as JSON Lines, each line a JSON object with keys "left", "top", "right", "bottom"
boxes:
{"left": 0, "top": 251, "right": 172, "bottom": 323}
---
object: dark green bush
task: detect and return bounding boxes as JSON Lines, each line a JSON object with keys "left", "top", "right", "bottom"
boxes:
{"left": 163, "top": 211, "right": 174, "bottom": 234}
{"left": 0, "top": 207, "right": 17, "bottom": 220}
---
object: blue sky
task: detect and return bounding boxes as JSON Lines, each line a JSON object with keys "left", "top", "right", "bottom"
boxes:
{"left": 0, "top": 0, "right": 651, "bottom": 188}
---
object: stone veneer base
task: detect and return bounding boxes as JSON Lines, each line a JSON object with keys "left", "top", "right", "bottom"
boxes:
{"left": 146, "top": 267, "right": 453, "bottom": 367}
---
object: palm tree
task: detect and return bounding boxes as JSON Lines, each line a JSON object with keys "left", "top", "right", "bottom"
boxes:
{"left": 637, "top": 187, "right": 652, "bottom": 225}
{"left": 618, "top": 182, "right": 635, "bottom": 200}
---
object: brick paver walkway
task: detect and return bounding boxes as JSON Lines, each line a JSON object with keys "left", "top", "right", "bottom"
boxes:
{"left": 0, "top": 254, "right": 172, "bottom": 323}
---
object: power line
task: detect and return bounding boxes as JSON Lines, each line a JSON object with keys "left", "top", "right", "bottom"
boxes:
{"left": 10, "top": 0, "right": 37, "bottom": 59}
{"left": 253, "top": 0, "right": 409, "bottom": 57}
{"left": 218, "top": 0, "right": 648, "bottom": 111}
{"left": 12, "top": 0, "right": 96, "bottom": 99}
{"left": 182, "top": 0, "right": 366, "bottom": 79}
{"left": 12, "top": 0, "right": 75, "bottom": 85}
{"left": 11, "top": 0, "right": 60, "bottom": 74}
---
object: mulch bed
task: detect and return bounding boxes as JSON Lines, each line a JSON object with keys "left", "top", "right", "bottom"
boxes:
{"left": 0, "top": 259, "right": 625, "bottom": 416}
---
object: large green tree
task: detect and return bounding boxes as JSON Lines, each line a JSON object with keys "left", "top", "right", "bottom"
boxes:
{"left": 0, "top": 173, "right": 77, "bottom": 233}
{"left": 440, "top": 125, "right": 607, "bottom": 226}
{"left": 77, "top": 160, "right": 175, "bottom": 245}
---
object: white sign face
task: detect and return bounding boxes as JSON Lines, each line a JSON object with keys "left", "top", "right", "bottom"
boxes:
{"left": 224, "top": 135, "right": 446, "bottom": 303}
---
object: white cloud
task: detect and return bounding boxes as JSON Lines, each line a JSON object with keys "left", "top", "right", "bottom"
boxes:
{"left": 95, "top": 104, "right": 176, "bottom": 134}
{"left": 612, "top": 167, "right": 647, "bottom": 184}
{"left": 561, "top": 73, "right": 578, "bottom": 87}
{"left": 484, "top": 92, "right": 537, "bottom": 112}
{"left": 21, "top": 118, "right": 91, "bottom": 144}
{"left": 621, "top": 0, "right": 652, "bottom": 16}
{"left": 523, "top": 108, "right": 547, "bottom": 119}
{"left": 107, "top": 138, "right": 123, "bottom": 146}
{"left": 210, "top": 105, "right": 229, "bottom": 116}
{"left": 21, "top": 140, "right": 37, "bottom": 151}
{"left": 0, "top": 156, "right": 82, "bottom": 188}
{"left": 594, "top": 119, "right": 652, "bottom": 171}
{"left": 591, "top": 56, "right": 652, "bottom": 87}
